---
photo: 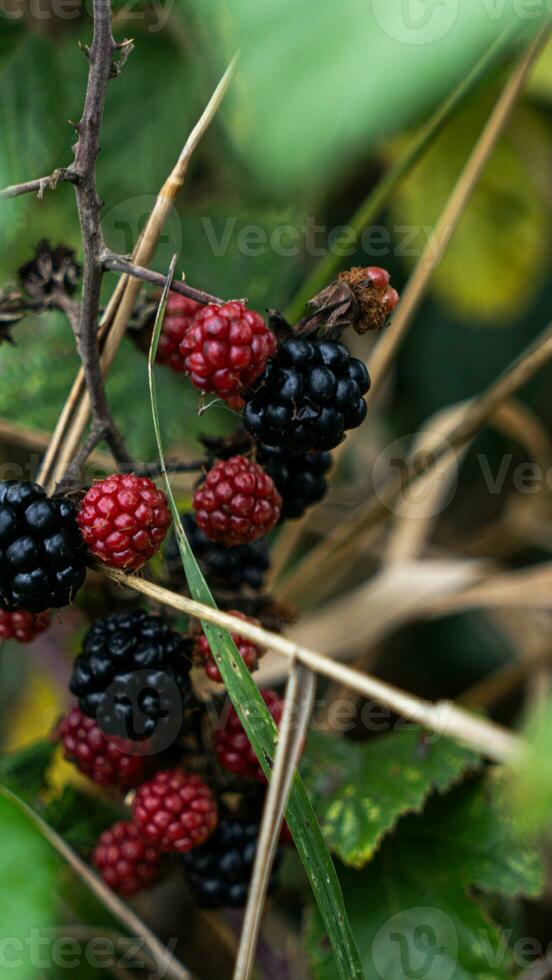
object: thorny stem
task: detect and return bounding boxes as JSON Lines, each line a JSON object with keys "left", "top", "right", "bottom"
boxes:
{"left": 0, "top": 168, "right": 78, "bottom": 200}
{"left": 70, "top": 0, "right": 134, "bottom": 472}
{"left": 101, "top": 252, "right": 225, "bottom": 306}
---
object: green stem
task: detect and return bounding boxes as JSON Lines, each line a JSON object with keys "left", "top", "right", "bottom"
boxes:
{"left": 285, "top": 22, "right": 520, "bottom": 323}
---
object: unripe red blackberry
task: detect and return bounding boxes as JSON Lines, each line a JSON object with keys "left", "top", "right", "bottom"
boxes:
{"left": 192, "top": 456, "right": 281, "bottom": 547}
{"left": 132, "top": 769, "right": 218, "bottom": 853}
{"left": 193, "top": 610, "right": 263, "bottom": 684}
{"left": 0, "top": 609, "right": 50, "bottom": 643}
{"left": 179, "top": 301, "right": 276, "bottom": 406}
{"left": 57, "top": 707, "right": 146, "bottom": 787}
{"left": 181, "top": 815, "right": 282, "bottom": 908}
{"left": 156, "top": 294, "right": 202, "bottom": 373}
{"left": 92, "top": 821, "right": 162, "bottom": 896}
{"left": 215, "top": 689, "right": 283, "bottom": 782}
{"left": 244, "top": 339, "right": 371, "bottom": 452}
{"left": 77, "top": 474, "right": 171, "bottom": 571}
{"left": 0, "top": 481, "right": 86, "bottom": 613}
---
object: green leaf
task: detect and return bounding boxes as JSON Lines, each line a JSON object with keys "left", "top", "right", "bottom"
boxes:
{"left": 388, "top": 92, "right": 552, "bottom": 324}
{"left": 45, "top": 787, "right": 124, "bottom": 853}
{"left": 301, "top": 729, "right": 480, "bottom": 867}
{"left": 203, "top": 0, "right": 545, "bottom": 190}
{"left": 0, "top": 739, "right": 56, "bottom": 801}
{"left": 0, "top": 29, "right": 68, "bottom": 256}
{"left": 508, "top": 693, "right": 552, "bottom": 837}
{"left": 0, "top": 791, "right": 60, "bottom": 980}
{"left": 527, "top": 33, "right": 552, "bottom": 100}
{"left": 147, "top": 268, "right": 364, "bottom": 980}
{"left": 306, "top": 777, "right": 544, "bottom": 980}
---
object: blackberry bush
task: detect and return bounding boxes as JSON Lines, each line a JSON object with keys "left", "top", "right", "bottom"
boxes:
{"left": 0, "top": 481, "right": 86, "bottom": 613}
{"left": 244, "top": 338, "right": 371, "bottom": 451}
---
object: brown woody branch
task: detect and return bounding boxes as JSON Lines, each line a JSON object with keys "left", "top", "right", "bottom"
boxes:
{"left": 69, "top": 0, "right": 134, "bottom": 474}
{"left": 0, "top": 168, "right": 77, "bottom": 200}
{"left": 101, "top": 251, "right": 225, "bottom": 306}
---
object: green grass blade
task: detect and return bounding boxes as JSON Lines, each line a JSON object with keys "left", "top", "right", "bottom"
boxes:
{"left": 147, "top": 264, "right": 364, "bottom": 980}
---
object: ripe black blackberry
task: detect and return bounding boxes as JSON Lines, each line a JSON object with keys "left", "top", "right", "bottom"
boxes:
{"left": 244, "top": 338, "right": 371, "bottom": 452}
{"left": 181, "top": 816, "right": 282, "bottom": 908}
{"left": 165, "top": 514, "right": 270, "bottom": 592}
{"left": 69, "top": 610, "right": 193, "bottom": 746}
{"left": 257, "top": 444, "right": 332, "bottom": 519}
{"left": 0, "top": 481, "right": 86, "bottom": 613}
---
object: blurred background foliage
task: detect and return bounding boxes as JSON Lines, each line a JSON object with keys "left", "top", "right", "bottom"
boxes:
{"left": 2, "top": 2, "right": 552, "bottom": 977}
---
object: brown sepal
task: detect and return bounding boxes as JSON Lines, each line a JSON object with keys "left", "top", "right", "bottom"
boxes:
{"left": 295, "top": 266, "right": 397, "bottom": 339}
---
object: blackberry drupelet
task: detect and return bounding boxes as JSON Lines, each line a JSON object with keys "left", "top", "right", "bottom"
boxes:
{"left": 0, "top": 481, "right": 86, "bottom": 613}
{"left": 69, "top": 610, "right": 192, "bottom": 745}
{"left": 244, "top": 338, "right": 371, "bottom": 452}
{"left": 165, "top": 514, "right": 270, "bottom": 592}
{"left": 181, "top": 816, "right": 282, "bottom": 908}
{"left": 257, "top": 444, "right": 332, "bottom": 519}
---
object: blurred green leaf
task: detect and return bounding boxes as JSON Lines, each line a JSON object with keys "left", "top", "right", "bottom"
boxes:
{"left": 0, "top": 28, "right": 68, "bottom": 256}
{"left": 307, "top": 777, "right": 544, "bottom": 980}
{"left": 0, "top": 740, "right": 55, "bottom": 801}
{"left": 0, "top": 791, "right": 60, "bottom": 980}
{"left": 389, "top": 94, "right": 552, "bottom": 324}
{"left": 508, "top": 693, "right": 552, "bottom": 837}
{"left": 301, "top": 729, "right": 480, "bottom": 867}
{"left": 203, "top": 0, "right": 544, "bottom": 190}
{"left": 45, "top": 787, "right": 123, "bottom": 853}
{"left": 527, "top": 33, "right": 552, "bottom": 100}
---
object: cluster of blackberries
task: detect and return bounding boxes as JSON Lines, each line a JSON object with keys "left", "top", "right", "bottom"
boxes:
{"left": 257, "top": 444, "right": 332, "bottom": 520}
{"left": 244, "top": 339, "right": 371, "bottom": 452}
{"left": 165, "top": 514, "right": 270, "bottom": 592}
{"left": 69, "top": 610, "right": 192, "bottom": 743}
{"left": 181, "top": 815, "right": 281, "bottom": 908}
{"left": 0, "top": 481, "right": 86, "bottom": 613}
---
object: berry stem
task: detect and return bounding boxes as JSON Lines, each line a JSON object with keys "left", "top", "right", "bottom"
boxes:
{"left": 100, "top": 251, "right": 225, "bottom": 307}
